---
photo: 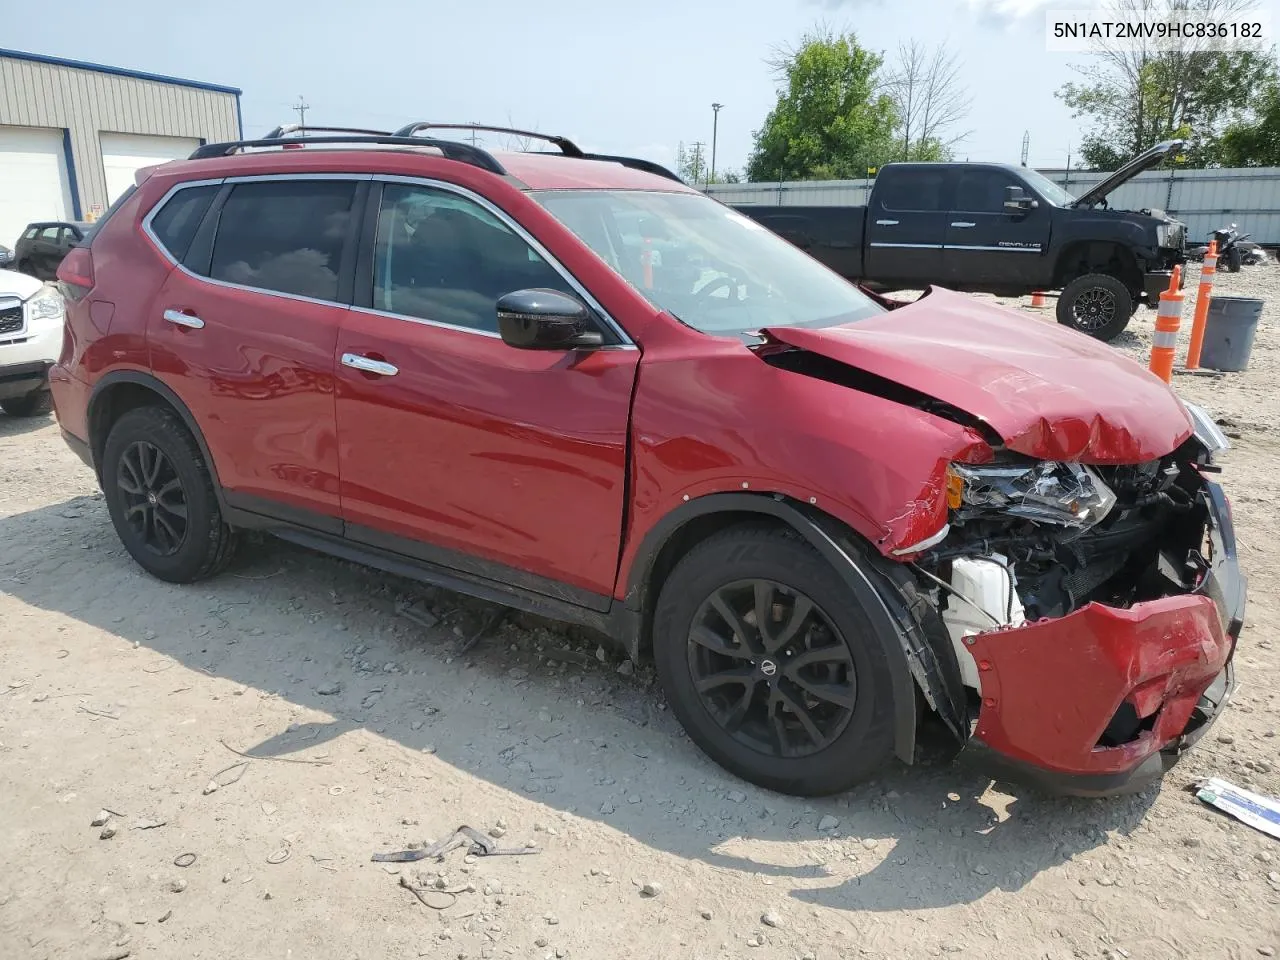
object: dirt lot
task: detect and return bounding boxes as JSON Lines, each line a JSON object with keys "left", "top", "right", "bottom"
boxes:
{"left": 2, "top": 269, "right": 1278, "bottom": 960}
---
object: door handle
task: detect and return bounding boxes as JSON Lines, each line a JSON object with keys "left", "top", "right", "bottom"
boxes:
{"left": 163, "top": 309, "right": 204, "bottom": 329}
{"left": 875, "top": 219, "right": 900, "bottom": 226}
{"left": 950, "top": 221, "right": 977, "bottom": 228}
{"left": 341, "top": 353, "right": 399, "bottom": 377}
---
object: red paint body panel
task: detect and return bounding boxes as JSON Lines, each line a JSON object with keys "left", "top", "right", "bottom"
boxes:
{"left": 614, "top": 321, "right": 992, "bottom": 591}
{"left": 766, "top": 287, "right": 1194, "bottom": 463}
{"left": 969, "top": 594, "right": 1230, "bottom": 775}
{"left": 334, "top": 314, "right": 638, "bottom": 596}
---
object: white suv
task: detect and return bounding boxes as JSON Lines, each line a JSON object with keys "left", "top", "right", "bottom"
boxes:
{"left": 0, "top": 269, "right": 64, "bottom": 417}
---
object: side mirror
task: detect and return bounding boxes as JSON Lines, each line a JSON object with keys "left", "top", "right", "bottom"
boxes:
{"left": 496, "top": 288, "right": 603, "bottom": 350}
{"left": 1004, "top": 186, "right": 1037, "bottom": 211}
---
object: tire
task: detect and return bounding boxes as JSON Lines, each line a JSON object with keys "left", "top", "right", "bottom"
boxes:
{"left": 652, "top": 525, "right": 899, "bottom": 796}
{"left": 101, "top": 405, "right": 236, "bottom": 583}
{"left": 0, "top": 391, "right": 53, "bottom": 417}
{"left": 1056, "top": 273, "right": 1134, "bottom": 341}
{"left": 1224, "top": 246, "right": 1242, "bottom": 273}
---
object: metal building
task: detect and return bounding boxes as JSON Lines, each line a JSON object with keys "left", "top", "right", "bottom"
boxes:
{"left": 0, "top": 48, "right": 241, "bottom": 248}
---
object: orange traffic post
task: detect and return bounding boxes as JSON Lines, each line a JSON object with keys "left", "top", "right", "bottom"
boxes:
{"left": 1030, "top": 291, "right": 1048, "bottom": 308}
{"left": 1148, "top": 265, "right": 1184, "bottom": 383}
{"left": 1184, "top": 241, "right": 1217, "bottom": 370}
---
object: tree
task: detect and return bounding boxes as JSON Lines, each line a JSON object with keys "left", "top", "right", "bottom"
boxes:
{"left": 884, "top": 41, "right": 971, "bottom": 161}
{"left": 746, "top": 27, "right": 898, "bottom": 181}
{"left": 1056, "top": 0, "right": 1276, "bottom": 168}
{"left": 676, "top": 142, "right": 707, "bottom": 184}
{"left": 1220, "top": 81, "right": 1280, "bottom": 164}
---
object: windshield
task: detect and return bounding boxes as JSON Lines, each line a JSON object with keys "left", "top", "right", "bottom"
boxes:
{"left": 532, "top": 190, "right": 884, "bottom": 334}
{"left": 1019, "top": 169, "right": 1076, "bottom": 207}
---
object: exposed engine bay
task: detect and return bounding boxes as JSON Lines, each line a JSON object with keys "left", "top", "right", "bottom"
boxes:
{"left": 912, "top": 401, "right": 1232, "bottom": 708}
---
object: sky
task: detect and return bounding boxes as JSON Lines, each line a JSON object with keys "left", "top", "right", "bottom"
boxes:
{"left": 6, "top": 0, "right": 1277, "bottom": 175}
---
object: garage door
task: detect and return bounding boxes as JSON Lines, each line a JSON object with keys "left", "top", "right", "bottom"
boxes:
{"left": 0, "top": 125, "right": 73, "bottom": 250}
{"left": 100, "top": 133, "right": 201, "bottom": 206}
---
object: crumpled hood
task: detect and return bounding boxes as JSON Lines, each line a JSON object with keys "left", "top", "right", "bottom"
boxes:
{"left": 763, "top": 287, "right": 1193, "bottom": 463}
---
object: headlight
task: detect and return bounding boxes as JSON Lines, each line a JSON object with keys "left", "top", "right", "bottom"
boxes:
{"left": 946, "top": 460, "right": 1117, "bottom": 530}
{"left": 24, "top": 287, "right": 65, "bottom": 326}
{"left": 1182, "top": 400, "right": 1229, "bottom": 458}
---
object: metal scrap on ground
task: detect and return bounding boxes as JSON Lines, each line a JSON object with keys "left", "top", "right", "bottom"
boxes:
{"left": 373, "top": 825, "right": 539, "bottom": 863}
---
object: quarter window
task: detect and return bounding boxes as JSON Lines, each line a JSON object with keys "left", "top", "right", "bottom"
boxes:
{"left": 149, "top": 184, "right": 219, "bottom": 262}
{"left": 209, "top": 180, "right": 356, "bottom": 301}
{"left": 371, "top": 183, "right": 574, "bottom": 332}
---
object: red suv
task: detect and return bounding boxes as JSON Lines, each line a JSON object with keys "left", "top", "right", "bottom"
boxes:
{"left": 51, "top": 123, "right": 1245, "bottom": 797}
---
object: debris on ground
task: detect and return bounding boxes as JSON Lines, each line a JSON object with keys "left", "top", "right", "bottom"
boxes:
{"left": 640, "top": 881, "right": 662, "bottom": 897}
{"left": 174, "top": 853, "right": 197, "bottom": 868}
{"left": 373, "top": 825, "right": 539, "bottom": 863}
{"left": 1196, "top": 778, "right": 1280, "bottom": 840}
{"left": 398, "top": 874, "right": 457, "bottom": 910}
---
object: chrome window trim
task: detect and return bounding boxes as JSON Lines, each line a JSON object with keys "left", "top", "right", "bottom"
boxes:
{"left": 371, "top": 174, "right": 636, "bottom": 348}
{"left": 142, "top": 174, "right": 367, "bottom": 309}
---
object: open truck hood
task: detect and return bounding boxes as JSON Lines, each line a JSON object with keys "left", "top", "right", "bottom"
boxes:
{"left": 761, "top": 287, "right": 1192, "bottom": 463}
{"left": 1071, "top": 139, "right": 1185, "bottom": 208}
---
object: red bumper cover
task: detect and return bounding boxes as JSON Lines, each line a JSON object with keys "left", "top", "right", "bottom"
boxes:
{"left": 969, "top": 594, "right": 1230, "bottom": 779}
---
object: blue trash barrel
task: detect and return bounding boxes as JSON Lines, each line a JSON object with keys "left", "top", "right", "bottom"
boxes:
{"left": 1200, "top": 297, "right": 1263, "bottom": 372}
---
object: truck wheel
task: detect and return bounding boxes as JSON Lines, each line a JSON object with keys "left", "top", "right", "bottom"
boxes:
{"left": 652, "top": 525, "right": 898, "bottom": 796}
{"left": 1057, "top": 274, "right": 1134, "bottom": 341}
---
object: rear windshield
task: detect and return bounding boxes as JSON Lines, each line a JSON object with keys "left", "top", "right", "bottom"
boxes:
{"left": 80, "top": 185, "right": 138, "bottom": 246}
{"left": 532, "top": 189, "right": 884, "bottom": 335}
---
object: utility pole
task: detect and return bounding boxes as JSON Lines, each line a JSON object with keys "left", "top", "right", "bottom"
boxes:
{"left": 691, "top": 141, "right": 706, "bottom": 185}
{"left": 467, "top": 123, "right": 480, "bottom": 147}
{"left": 1065, "top": 145, "right": 1072, "bottom": 191}
{"left": 293, "top": 96, "right": 309, "bottom": 130}
{"left": 1020, "top": 130, "right": 1030, "bottom": 167}
{"left": 710, "top": 103, "right": 724, "bottom": 187}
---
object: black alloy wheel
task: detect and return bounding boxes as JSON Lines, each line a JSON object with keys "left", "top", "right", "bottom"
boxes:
{"left": 1071, "top": 287, "right": 1116, "bottom": 332}
{"left": 116, "top": 440, "right": 189, "bottom": 556}
{"left": 688, "top": 578, "right": 856, "bottom": 759}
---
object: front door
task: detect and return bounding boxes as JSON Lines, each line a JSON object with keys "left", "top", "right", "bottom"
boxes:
{"left": 335, "top": 180, "right": 639, "bottom": 604}
{"left": 943, "top": 168, "right": 1052, "bottom": 287}
{"left": 149, "top": 177, "right": 364, "bottom": 530}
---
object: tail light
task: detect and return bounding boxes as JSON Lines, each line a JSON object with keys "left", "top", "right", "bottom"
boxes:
{"left": 57, "top": 247, "right": 95, "bottom": 302}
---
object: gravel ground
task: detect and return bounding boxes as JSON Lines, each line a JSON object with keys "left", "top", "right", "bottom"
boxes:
{"left": 1, "top": 266, "right": 1278, "bottom": 960}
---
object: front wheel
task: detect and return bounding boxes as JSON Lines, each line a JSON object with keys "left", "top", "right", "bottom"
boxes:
{"left": 652, "top": 525, "right": 899, "bottom": 796}
{"left": 1224, "top": 246, "right": 1242, "bottom": 273}
{"left": 1056, "top": 273, "right": 1134, "bottom": 341}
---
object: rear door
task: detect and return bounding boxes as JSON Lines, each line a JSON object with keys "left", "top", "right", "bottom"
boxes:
{"left": 863, "top": 167, "right": 949, "bottom": 284}
{"left": 34, "top": 225, "right": 63, "bottom": 278}
{"left": 148, "top": 175, "right": 365, "bottom": 530}
{"left": 334, "top": 178, "right": 638, "bottom": 603}
{"left": 944, "top": 168, "right": 1052, "bottom": 286}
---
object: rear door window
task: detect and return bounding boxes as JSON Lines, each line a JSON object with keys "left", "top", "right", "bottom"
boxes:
{"left": 209, "top": 180, "right": 357, "bottom": 301}
{"left": 877, "top": 170, "right": 948, "bottom": 212}
{"left": 149, "top": 184, "right": 219, "bottom": 262}
{"left": 39, "top": 226, "right": 60, "bottom": 241}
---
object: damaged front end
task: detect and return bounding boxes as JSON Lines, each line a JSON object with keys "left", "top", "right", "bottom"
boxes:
{"left": 910, "top": 403, "right": 1246, "bottom": 796}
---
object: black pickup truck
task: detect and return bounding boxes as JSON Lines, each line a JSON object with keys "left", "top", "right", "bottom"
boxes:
{"left": 733, "top": 141, "right": 1188, "bottom": 341}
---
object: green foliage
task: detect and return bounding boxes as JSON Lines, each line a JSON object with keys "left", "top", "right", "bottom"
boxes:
{"left": 1221, "top": 81, "right": 1280, "bottom": 165}
{"left": 1056, "top": 0, "right": 1277, "bottom": 169}
{"left": 676, "top": 142, "right": 707, "bottom": 185}
{"left": 746, "top": 29, "right": 899, "bottom": 182}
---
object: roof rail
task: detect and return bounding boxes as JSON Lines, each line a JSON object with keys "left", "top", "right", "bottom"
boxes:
{"left": 580, "top": 153, "right": 685, "bottom": 184}
{"left": 188, "top": 134, "right": 507, "bottom": 174}
{"left": 393, "top": 122, "right": 585, "bottom": 158}
{"left": 263, "top": 123, "right": 392, "bottom": 139}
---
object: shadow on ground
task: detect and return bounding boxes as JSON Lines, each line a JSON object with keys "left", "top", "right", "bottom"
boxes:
{"left": 0, "top": 497, "right": 1158, "bottom": 914}
{"left": 0, "top": 410, "right": 56, "bottom": 438}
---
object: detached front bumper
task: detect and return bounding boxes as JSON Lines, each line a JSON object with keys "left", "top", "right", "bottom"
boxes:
{"left": 965, "top": 480, "right": 1245, "bottom": 797}
{"left": 1142, "top": 264, "right": 1187, "bottom": 306}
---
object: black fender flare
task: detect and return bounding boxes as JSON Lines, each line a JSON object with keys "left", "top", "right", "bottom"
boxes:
{"left": 87, "top": 370, "right": 229, "bottom": 512}
{"left": 625, "top": 493, "right": 965, "bottom": 764}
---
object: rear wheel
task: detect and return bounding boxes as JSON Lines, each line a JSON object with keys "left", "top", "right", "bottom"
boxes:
{"left": 1056, "top": 273, "right": 1134, "bottom": 341}
{"left": 652, "top": 525, "right": 898, "bottom": 796}
{"left": 102, "top": 406, "right": 236, "bottom": 582}
{"left": 0, "top": 391, "right": 53, "bottom": 417}
{"left": 1224, "top": 246, "right": 1242, "bottom": 273}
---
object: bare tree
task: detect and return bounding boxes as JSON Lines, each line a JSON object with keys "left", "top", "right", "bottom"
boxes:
{"left": 884, "top": 41, "right": 972, "bottom": 161}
